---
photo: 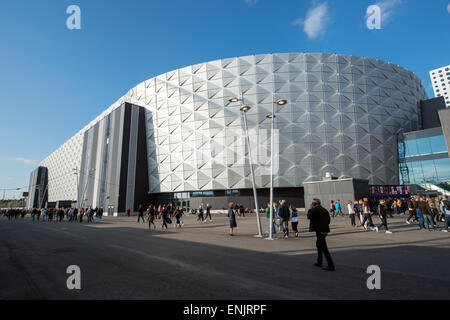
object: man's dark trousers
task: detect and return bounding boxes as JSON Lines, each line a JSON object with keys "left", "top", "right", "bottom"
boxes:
{"left": 316, "top": 232, "right": 334, "bottom": 268}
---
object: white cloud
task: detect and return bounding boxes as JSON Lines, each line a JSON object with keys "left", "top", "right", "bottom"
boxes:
{"left": 293, "top": 2, "right": 329, "bottom": 40}
{"left": 9, "top": 157, "right": 38, "bottom": 166}
{"left": 447, "top": 3, "right": 450, "bottom": 13}
{"left": 373, "top": 0, "right": 403, "bottom": 24}
{"left": 244, "top": 0, "right": 259, "bottom": 5}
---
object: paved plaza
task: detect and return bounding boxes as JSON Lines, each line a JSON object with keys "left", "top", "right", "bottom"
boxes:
{"left": 1, "top": 212, "right": 449, "bottom": 300}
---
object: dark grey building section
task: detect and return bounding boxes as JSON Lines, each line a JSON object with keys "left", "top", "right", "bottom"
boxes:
{"left": 26, "top": 167, "right": 48, "bottom": 208}
{"left": 438, "top": 108, "right": 450, "bottom": 155}
{"left": 134, "top": 107, "right": 150, "bottom": 210}
{"left": 304, "top": 178, "right": 370, "bottom": 213}
{"left": 420, "top": 97, "right": 446, "bottom": 130}
{"left": 78, "top": 102, "right": 148, "bottom": 215}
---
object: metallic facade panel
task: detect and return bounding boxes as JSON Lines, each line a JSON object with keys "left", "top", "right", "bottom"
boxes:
{"left": 35, "top": 53, "right": 428, "bottom": 204}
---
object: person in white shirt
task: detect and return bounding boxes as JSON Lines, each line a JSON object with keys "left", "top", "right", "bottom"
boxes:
{"left": 347, "top": 201, "right": 356, "bottom": 227}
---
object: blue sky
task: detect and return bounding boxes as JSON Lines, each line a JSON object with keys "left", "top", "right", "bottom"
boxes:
{"left": 0, "top": 0, "right": 449, "bottom": 199}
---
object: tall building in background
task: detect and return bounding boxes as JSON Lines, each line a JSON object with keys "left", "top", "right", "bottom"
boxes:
{"left": 429, "top": 65, "right": 450, "bottom": 108}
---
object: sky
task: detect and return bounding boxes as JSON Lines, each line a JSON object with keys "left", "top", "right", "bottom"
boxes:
{"left": 0, "top": 0, "right": 449, "bottom": 199}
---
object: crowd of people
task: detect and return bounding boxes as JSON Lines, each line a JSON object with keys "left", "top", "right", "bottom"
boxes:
{"left": 3, "top": 196, "right": 449, "bottom": 235}
{"left": 1, "top": 207, "right": 105, "bottom": 223}
{"left": 343, "top": 196, "right": 450, "bottom": 232}
{"left": 1, "top": 208, "right": 27, "bottom": 220}
{"left": 134, "top": 203, "right": 202, "bottom": 230}
{"left": 257, "top": 196, "right": 450, "bottom": 239}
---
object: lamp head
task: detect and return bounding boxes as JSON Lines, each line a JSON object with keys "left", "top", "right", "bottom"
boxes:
{"left": 276, "top": 99, "right": 288, "bottom": 106}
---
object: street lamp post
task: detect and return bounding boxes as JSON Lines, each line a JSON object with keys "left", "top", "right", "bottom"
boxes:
{"left": 241, "top": 105, "right": 263, "bottom": 238}
{"left": 266, "top": 96, "right": 287, "bottom": 240}
{"left": 229, "top": 96, "right": 263, "bottom": 238}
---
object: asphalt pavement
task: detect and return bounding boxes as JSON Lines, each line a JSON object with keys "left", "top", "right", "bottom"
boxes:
{"left": 1, "top": 212, "right": 449, "bottom": 299}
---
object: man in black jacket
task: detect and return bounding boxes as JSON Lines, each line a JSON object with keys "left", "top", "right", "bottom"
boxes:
{"left": 137, "top": 205, "right": 145, "bottom": 223}
{"left": 279, "top": 200, "right": 290, "bottom": 238}
{"left": 307, "top": 198, "right": 335, "bottom": 271}
{"left": 377, "top": 200, "right": 392, "bottom": 233}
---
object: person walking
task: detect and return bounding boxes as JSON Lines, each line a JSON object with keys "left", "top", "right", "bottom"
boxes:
{"left": 330, "top": 200, "right": 336, "bottom": 218}
{"left": 438, "top": 197, "right": 446, "bottom": 222}
{"left": 197, "top": 204, "right": 204, "bottom": 223}
{"left": 205, "top": 203, "right": 212, "bottom": 222}
{"left": 334, "top": 200, "right": 344, "bottom": 218}
{"left": 174, "top": 206, "right": 183, "bottom": 228}
{"left": 137, "top": 205, "right": 146, "bottom": 223}
{"left": 440, "top": 197, "right": 450, "bottom": 232}
{"left": 234, "top": 203, "right": 240, "bottom": 217}
{"left": 160, "top": 205, "right": 169, "bottom": 230}
{"left": 41, "top": 208, "right": 48, "bottom": 222}
{"left": 265, "top": 202, "right": 277, "bottom": 235}
{"left": 57, "top": 208, "right": 63, "bottom": 222}
{"left": 278, "top": 200, "right": 290, "bottom": 238}
{"left": 228, "top": 202, "right": 237, "bottom": 236}
{"left": 239, "top": 203, "right": 245, "bottom": 218}
{"left": 348, "top": 201, "right": 356, "bottom": 227}
{"left": 290, "top": 205, "right": 299, "bottom": 237}
{"left": 147, "top": 205, "right": 156, "bottom": 229}
{"left": 418, "top": 197, "right": 435, "bottom": 231}
{"left": 96, "top": 207, "right": 103, "bottom": 222}
{"left": 86, "top": 207, "right": 92, "bottom": 223}
{"left": 180, "top": 207, "right": 185, "bottom": 226}
{"left": 79, "top": 208, "right": 84, "bottom": 223}
{"left": 307, "top": 198, "right": 335, "bottom": 271}
{"left": 429, "top": 198, "right": 439, "bottom": 226}
{"left": 406, "top": 198, "right": 418, "bottom": 224}
{"left": 126, "top": 207, "right": 131, "bottom": 217}
{"left": 357, "top": 199, "right": 364, "bottom": 223}
{"left": 377, "top": 200, "right": 392, "bottom": 233}
{"left": 360, "top": 199, "right": 377, "bottom": 231}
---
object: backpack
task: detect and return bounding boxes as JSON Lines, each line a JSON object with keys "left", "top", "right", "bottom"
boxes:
{"left": 277, "top": 205, "right": 283, "bottom": 217}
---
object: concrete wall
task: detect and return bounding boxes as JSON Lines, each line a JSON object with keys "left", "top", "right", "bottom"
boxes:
{"left": 420, "top": 97, "right": 446, "bottom": 130}
{"left": 304, "top": 178, "right": 369, "bottom": 214}
{"left": 438, "top": 108, "right": 450, "bottom": 154}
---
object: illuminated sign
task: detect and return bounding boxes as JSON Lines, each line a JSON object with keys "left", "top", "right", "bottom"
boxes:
{"left": 369, "top": 185, "right": 411, "bottom": 197}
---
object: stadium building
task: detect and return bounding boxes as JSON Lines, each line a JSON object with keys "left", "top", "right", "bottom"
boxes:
{"left": 27, "top": 52, "right": 450, "bottom": 215}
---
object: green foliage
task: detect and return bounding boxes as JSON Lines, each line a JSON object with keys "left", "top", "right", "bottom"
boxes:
{"left": 0, "top": 199, "right": 26, "bottom": 208}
